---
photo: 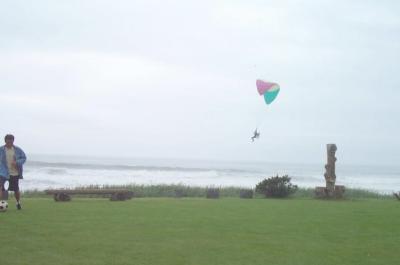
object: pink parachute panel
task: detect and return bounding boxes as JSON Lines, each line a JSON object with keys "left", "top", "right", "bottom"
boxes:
{"left": 256, "top": 79, "right": 278, "bottom": 95}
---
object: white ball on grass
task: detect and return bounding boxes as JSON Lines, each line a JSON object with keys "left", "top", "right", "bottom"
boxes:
{"left": 0, "top": 200, "right": 8, "bottom": 212}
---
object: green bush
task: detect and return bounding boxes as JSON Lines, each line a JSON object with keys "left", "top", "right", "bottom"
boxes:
{"left": 206, "top": 188, "right": 220, "bottom": 199}
{"left": 255, "top": 175, "right": 298, "bottom": 198}
{"left": 239, "top": 189, "right": 254, "bottom": 199}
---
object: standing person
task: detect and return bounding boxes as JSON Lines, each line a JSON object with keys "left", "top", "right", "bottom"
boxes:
{"left": 0, "top": 134, "right": 27, "bottom": 210}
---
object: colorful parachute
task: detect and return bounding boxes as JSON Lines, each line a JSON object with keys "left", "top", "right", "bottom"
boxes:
{"left": 256, "top": 79, "right": 280, "bottom": 105}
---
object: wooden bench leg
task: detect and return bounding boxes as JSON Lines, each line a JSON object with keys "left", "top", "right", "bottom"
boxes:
{"left": 110, "top": 192, "right": 126, "bottom": 201}
{"left": 54, "top": 193, "right": 71, "bottom": 202}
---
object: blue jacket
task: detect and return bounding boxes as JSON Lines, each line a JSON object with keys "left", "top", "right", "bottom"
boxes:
{"left": 0, "top": 145, "right": 27, "bottom": 179}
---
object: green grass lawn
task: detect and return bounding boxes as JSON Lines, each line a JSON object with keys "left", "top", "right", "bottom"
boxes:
{"left": 1, "top": 197, "right": 399, "bottom": 265}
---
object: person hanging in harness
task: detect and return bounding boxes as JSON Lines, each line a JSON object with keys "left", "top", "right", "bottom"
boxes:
{"left": 251, "top": 129, "right": 260, "bottom": 142}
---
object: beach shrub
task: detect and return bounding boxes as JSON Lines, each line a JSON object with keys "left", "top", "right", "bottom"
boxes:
{"left": 174, "top": 187, "right": 188, "bottom": 198}
{"left": 206, "top": 188, "right": 220, "bottom": 199}
{"left": 239, "top": 189, "right": 254, "bottom": 199}
{"left": 255, "top": 175, "right": 298, "bottom": 198}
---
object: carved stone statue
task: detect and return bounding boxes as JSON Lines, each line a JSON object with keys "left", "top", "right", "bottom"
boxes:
{"left": 315, "top": 144, "right": 345, "bottom": 198}
{"left": 324, "top": 144, "right": 337, "bottom": 196}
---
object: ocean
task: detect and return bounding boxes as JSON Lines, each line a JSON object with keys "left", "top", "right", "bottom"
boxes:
{"left": 20, "top": 154, "right": 400, "bottom": 194}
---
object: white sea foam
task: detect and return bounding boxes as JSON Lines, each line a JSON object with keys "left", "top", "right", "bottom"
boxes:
{"left": 18, "top": 155, "right": 400, "bottom": 194}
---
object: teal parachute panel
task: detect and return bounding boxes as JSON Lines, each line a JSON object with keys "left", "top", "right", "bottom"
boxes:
{"left": 263, "top": 89, "right": 280, "bottom": 105}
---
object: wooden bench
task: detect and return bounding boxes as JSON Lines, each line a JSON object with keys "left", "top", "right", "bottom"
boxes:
{"left": 45, "top": 189, "right": 134, "bottom": 201}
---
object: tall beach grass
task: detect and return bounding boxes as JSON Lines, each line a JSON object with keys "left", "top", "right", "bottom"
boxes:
{"left": 20, "top": 184, "right": 394, "bottom": 200}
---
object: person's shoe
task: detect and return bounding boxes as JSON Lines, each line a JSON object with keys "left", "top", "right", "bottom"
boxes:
{"left": 16, "top": 202, "right": 22, "bottom": 210}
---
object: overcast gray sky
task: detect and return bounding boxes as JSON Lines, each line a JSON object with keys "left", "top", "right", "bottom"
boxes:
{"left": 0, "top": 0, "right": 399, "bottom": 165}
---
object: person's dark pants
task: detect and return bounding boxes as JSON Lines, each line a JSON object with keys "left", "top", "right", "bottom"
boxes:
{"left": 8, "top": 176, "right": 21, "bottom": 203}
{"left": 8, "top": 175, "right": 20, "bottom": 192}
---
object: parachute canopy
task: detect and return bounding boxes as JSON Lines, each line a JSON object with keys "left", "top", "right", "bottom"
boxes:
{"left": 256, "top": 79, "right": 280, "bottom": 105}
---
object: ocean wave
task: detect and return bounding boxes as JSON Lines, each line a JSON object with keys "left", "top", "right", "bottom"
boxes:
{"left": 25, "top": 160, "right": 259, "bottom": 174}
{"left": 19, "top": 158, "right": 400, "bottom": 193}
